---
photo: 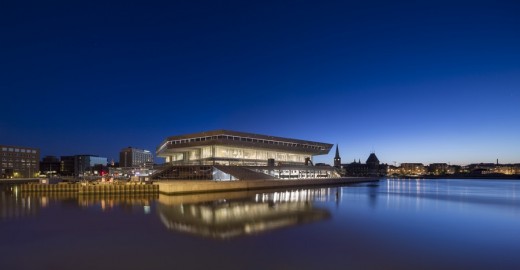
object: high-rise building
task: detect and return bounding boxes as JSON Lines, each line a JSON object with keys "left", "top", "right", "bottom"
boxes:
{"left": 0, "top": 145, "right": 40, "bottom": 178}
{"left": 119, "top": 147, "right": 153, "bottom": 168}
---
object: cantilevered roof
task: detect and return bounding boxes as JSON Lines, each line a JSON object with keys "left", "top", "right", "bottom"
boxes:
{"left": 157, "top": 129, "right": 333, "bottom": 156}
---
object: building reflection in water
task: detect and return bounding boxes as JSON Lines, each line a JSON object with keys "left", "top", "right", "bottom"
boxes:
{"left": 0, "top": 184, "right": 157, "bottom": 218}
{"left": 0, "top": 185, "right": 49, "bottom": 220}
{"left": 78, "top": 194, "right": 157, "bottom": 213}
{"left": 157, "top": 188, "right": 332, "bottom": 239}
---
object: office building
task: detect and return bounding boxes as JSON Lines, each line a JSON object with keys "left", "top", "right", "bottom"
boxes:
{"left": 74, "top": 155, "right": 108, "bottom": 176}
{"left": 0, "top": 145, "right": 39, "bottom": 178}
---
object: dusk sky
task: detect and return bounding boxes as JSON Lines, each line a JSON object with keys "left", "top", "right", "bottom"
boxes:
{"left": 1, "top": 0, "right": 519, "bottom": 165}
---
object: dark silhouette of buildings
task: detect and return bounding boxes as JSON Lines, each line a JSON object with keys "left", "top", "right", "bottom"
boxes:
{"left": 59, "top": 155, "right": 108, "bottom": 177}
{"left": 40, "top": 156, "right": 61, "bottom": 175}
{"left": 60, "top": 156, "right": 75, "bottom": 176}
{"left": 334, "top": 145, "right": 341, "bottom": 168}
{"left": 366, "top": 153, "right": 380, "bottom": 176}
{"left": 334, "top": 148, "right": 386, "bottom": 177}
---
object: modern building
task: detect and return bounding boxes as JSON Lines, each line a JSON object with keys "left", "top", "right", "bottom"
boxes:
{"left": 60, "top": 156, "right": 75, "bottom": 176}
{"left": 74, "top": 155, "right": 108, "bottom": 176}
{"left": 0, "top": 145, "right": 39, "bottom": 178}
{"left": 119, "top": 147, "right": 153, "bottom": 168}
{"left": 154, "top": 130, "right": 338, "bottom": 180}
{"left": 40, "top": 156, "right": 61, "bottom": 175}
{"left": 58, "top": 155, "right": 109, "bottom": 177}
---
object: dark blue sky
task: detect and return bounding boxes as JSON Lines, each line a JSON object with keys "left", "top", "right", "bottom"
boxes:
{"left": 1, "top": 0, "right": 519, "bottom": 165}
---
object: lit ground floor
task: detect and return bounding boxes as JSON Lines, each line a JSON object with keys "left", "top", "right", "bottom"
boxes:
{"left": 152, "top": 165, "right": 341, "bottom": 181}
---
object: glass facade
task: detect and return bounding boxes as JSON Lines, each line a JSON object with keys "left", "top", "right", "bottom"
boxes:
{"left": 155, "top": 130, "right": 337, "bottom": 180}
{"left": 165, "top": 146, "right": 310, "bottom": 166}
{"left": 74, "top": 155, "right": 108, "bottom": 176}
{"left": 250, "top": 167, "right": 339, "bottom": 179}
{"left": 158, "top": 133, "right": 328, "bottom": 154}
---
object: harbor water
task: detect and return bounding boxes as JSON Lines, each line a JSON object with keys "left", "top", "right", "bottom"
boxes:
{"left": 1, "top": 178, "right": 520, "bottom": 270}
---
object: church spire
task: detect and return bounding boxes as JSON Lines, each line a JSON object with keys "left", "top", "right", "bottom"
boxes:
{"left": 334, "top": 144, "right": 341, "bottom": 168}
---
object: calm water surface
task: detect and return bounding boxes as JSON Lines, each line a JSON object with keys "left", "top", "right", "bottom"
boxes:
{"left": 1, "top": 179, "right": 520, "bottom": 270}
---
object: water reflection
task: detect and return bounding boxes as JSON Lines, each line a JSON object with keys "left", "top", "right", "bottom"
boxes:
{"left": 0, "top": 185, "right": 157, "bottom": 218}
{"left": 2, "top": 180, "right": 520, "bottom": 269}
{"left": 0, "top": 185, "right": 42, "bottom": 219}
{"left": 157, "top": 188, "right": 332, "bottom": 239}
{"left": 78, "top": 194, "right": 157, "bottom": 213}
{"left": 382, "top": 178, "right": 520, "bottom": 210}
{"left": 2, "top": 185, "right": 333, "bottom": 239}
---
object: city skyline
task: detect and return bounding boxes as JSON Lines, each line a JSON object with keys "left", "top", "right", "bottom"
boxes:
{"left": 1, "top": 1, "right": 519, "bottom": 165}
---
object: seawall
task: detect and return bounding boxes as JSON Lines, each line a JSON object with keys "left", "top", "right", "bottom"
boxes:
{"left": 19, "top": 182, "right": 158, "bottom": 194}
{"left": 0, "top": 178, "right": 40, "bottom": 184}
{"left": 157, "top": 177, "right": 379, "bottom": 195}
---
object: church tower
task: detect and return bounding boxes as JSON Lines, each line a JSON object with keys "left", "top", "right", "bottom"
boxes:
{"left": 334, "top": 144, "right": 341, "bottom": 168}
{"left": 366, "top": 152, "right": 380, "bottom": 176}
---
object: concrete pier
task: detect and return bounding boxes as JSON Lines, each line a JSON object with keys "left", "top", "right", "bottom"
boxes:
{"left": 157, "top": 177, "right": 379, "bottom": 195}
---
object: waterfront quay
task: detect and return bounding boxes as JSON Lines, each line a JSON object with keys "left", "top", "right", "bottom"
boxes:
{"left": 156, "top": 177, "right": 379, "bottom": 195}
{"left": 16, "top": 177, "right": 379, "bottom": 195}
{"left": 19, "top": 182, "right": 158, "bottom": 195}
{"left": 0, "top": 178, "right": 40, "bottom": 184}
